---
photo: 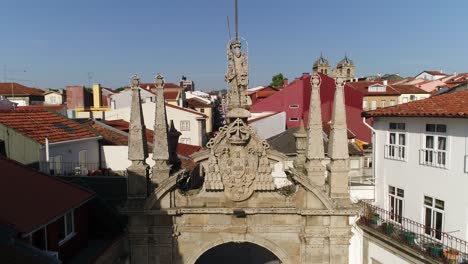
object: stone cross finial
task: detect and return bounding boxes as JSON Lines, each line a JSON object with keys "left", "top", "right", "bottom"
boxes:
{"left": 127, "top": 74, "right": 149, "bottom": 199}
{"left": 155, "top": 74, "right": 165, "bottom": 88}
{"left": 305, "top": 73, "right": 326, "bottom": 185}
{"left": 327, "top": 77, "right": 350, "bottom": 203}
{"left": 131, "top": 74, "right": 140, "bottom": 87}
{"left": 152, "top": 73, "right": 170, "bottom": 185}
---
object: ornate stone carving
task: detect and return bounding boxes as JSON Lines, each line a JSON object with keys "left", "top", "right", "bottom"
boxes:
{"left": 204, "top": 118, "right": 275, "bottom": 201}
{"left": 225, "top": 40, "right": 251, "bottom": 110}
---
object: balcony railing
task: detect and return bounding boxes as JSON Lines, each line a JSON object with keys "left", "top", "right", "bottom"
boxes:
{"left": 359, "top": 202, "right": 468, "bottom": 263}
{"left": 420, "top": 149, "right": 448, "bottom": 168}
{"left": 384, "top": 144, "right": 406, "bottom": 161}
{"left": 39, "top": 161, "right": 118, "bottom": 176}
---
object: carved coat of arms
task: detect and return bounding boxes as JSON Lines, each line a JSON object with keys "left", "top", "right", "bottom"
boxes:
{"left": 204, "top": 118, "right": 275, "bottom": 201}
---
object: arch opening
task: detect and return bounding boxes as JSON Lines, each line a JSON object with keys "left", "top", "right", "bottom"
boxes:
{"left": 195, "top": 242, "right": 282, "bottom": 264}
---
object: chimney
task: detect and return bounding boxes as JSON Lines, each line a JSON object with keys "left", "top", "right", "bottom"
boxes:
{"left": 283, "top": 78, "right": 289, "bottom": 87}
{"left": 92, "top": 83, "right": 102, "bottom": 108}
{"left": 302, "top": 72, "right": 310, "bottom": 78}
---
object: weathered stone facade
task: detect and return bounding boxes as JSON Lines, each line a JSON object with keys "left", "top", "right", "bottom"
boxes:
{"left": 122, "top": 32, "right": 356, "bottom": 263}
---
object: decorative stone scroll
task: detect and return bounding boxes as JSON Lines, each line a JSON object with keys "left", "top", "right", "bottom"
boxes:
{"left": 204, "top": 118, "right": 275, "bottom": 201}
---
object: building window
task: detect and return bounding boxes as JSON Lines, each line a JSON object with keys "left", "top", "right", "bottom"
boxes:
{"left": 362, "top": 100, "right": 368, "bottom": 110}
{"left": 180, "top": 120, "right": 190, "bottom": 131}
{"left": 385, "top": 122, "right": 406, "bottom": 161}
{"left": 370, "top": 100, "right": 377, "bottom": 110}
{"left": 49, "top": 155, "right": 62, "bottom": 175}
{"left": 78, "top": 150, "right": 87, "bottom": 166}
{"left": 420, "top": 124, "right": 447, "bottom": 168}
{"left": 289, "top": 117, "right": 299, "bottom": 121}
{"left": 180, "top": 138, "right": 191, "bottom": 144}
{"left": 388, "top": 186, "right": 404, "bottom": 223}
{"left": 364, "top": 157, "right": 372, "bottom": 168}
{"left": 381, "top": 100, "right": 386, "bottom": 108}
{"left": 424, "top": 196, "right": 444, "bottom": 240}
{"left": 347, "top": 68, "right": 351, "bottom": 77}
{"left": 289, "top": 104, "right": 299, "bottom": 109}
{"left": 390, "top": 100, "right": 396, "bottom": 106}
{"left": 200, "top": 108, "right": 205, "bottom": 113}
{"left": 58, "top": 210, "right": 75, "bottom": 245}
{"left": 402, "top": 97, "right": 408, "bottom": 103}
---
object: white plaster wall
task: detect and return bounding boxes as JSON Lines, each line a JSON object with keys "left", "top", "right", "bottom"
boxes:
{"left": 42, "top": 138, "right": 100, "bottom": 163}
{"left": 398, "top": 93, "right": 430, "bottom": 104}
{"left": 101, "top": 145, "right": 156, "bottom": 171}
{"left": 250, "top": 112, "right": 286, "bottom": 140}
{"left": 106, "top": 102, "right": 206, "bottom": 146}
{"left": 349, "top": 218, "right": 363, "bottom": 264}
{"left": 374, "top": 117, "right": 468, "bottom": 240}
{"left": 44, "top": 93, "right": 63, "bottom": 105}
{"left": 415, "top": 72, "right": 445, "bottom": 81}
{"left": 366, "top": 239, "right": 412, "bottom": 264}
{"left": 110, "top": 88, "right": 155, "bottom": 109}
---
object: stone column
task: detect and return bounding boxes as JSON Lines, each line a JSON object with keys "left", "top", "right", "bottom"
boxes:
{"left": 168, "top": 120, "right": 181, "bottom": 171}
{"left": 127, "top": 75, "right": 150, "bottom": 199}
{"left": 293, "top": 119, "right": 307, "bottom": 169}
{"left": 152, "top": 74, "right": 170, "bottom": 185}
{"left": 327, "top": 78, "right": 350, "bottom": 203}
{"left": 305, "top": 74, "right": 326, "bottom": 186}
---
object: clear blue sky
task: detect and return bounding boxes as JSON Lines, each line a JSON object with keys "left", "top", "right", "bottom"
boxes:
{"left": 1, "top": 0, "right": 467, "bottom": 91}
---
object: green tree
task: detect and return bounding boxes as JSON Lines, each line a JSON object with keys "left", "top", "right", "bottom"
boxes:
{"left": 270, "top": 73, "right": 285, "bottom": 87}
{"left": 115, "top": 86, "right": 128, "bottom": 92}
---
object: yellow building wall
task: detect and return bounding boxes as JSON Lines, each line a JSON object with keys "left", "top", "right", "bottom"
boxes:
{"left": 363, "top": 95, "right": 399, "bottom": 110}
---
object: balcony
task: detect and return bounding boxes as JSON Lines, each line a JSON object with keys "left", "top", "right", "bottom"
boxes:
{"left": 359, "top": 202, "right": 468, "bottom": 263}
{"left": 420, "top": 149, "right": 448, "bottom": 168}
{"left": 39, "top": 161, "right": 120, "bottom": 177}
{"left": 384, "top": 144, "right": 406, "bottom": 161}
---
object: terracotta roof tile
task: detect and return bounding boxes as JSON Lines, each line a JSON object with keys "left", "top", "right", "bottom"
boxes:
{"left": 0, "top": 109, "right": 98, "bottom": 144}
{"left": 0, "top": 83, "right": 44, "bottom": 96}
{"left": 0, "top": 156, "right": 94, "bottom": 234}
{"left": 346, "top": 81, "right": 400, "bottom": 96}
{"left": 424, "top": 70, "right": 446, "bottom": 76}
{"left": 186, "top": 98, "right": 211, "bottom": 108}
{"left": 390, "top": 85, "right": 428, "bottom": 94}
{"left": 363, "top": 90, "right": 468, "bottom": 118}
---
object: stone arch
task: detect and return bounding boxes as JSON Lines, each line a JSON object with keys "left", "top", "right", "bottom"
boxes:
{"left": 185, "top": 234, "right": 293, "bottom": 264}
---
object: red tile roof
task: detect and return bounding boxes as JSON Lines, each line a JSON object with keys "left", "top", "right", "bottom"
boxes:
{"left": 390, "top": 84, "right": 428, "bottom": 94}
{"left": 164, "top": 90, "right": 180, "bottom": 100}
{"left": 0, "top": 83, "right": 44, "bottom": 96}
{"left": 0, "top": 156, "right": 94, "bottom": 234}
{"left": 139, "top": 83, "right": 182, "bottom": 89}
{"left": 424, "top": 70, "right": 446, "bottom": 76}
{"left": 0, "top": 109, "right": 98, "bottom": 144}
{"left": 167, "top": 103, "right": 208, "bottom": 118}
{"left": 363, "top": 90, "right": 468, "bottom": 118}
{"left": 346, "top": 81, "right": 400, "bottom": 96}
{"left": 17, "top": 104, "right": 67, "bottom": 111}
{"left": 186, "top": 98, "right": 211, "bottom": 108}
{"left": 177, "top": 143, "right": 202, "bottom": 157}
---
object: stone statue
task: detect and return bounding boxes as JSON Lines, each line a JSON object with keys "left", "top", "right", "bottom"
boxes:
{"left": 225, "top": 40, "right": 250, "bottom": 110}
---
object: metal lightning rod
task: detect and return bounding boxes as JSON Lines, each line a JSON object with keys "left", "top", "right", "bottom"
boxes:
{"left": 235, "top": 0, "right": 238, "bottom": 41}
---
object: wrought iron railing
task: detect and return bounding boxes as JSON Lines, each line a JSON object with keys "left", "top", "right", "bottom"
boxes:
{"left": 420, "top": 149, "right": 448, "bottom": 168}
{"left": 39, "top": 161, "right": 117, "bottom": 176}
{"left": 384, "top": 144, "right": 406, "bottom": 161}
{"left": 359, "top": 201, "right": 468, "bottom": 263}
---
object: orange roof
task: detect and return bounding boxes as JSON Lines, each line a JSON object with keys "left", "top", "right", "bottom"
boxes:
{"left": 424, "top": 70, "right": 446, "bottom": 76}
{"left": 347, "top": 81, "right": 400, "bottom": 96}
{"left": 0, "top": 109, "right": 98, "bottom": 144}
{"left": 0, "top": 83, "right": 44, "bottom": 96}
{"left": 391, "top": 85, "right": 428, "bottom": 94}
{"left": 257, "top": 90, "right": 277, "bottom": 98}
{"left": 177, "top": 143, "right": 202, "bottom": 157}
{"left": 187, "top": 98, "right": 211, "bottom": 108}
{"left": 164, "top": 90, "right": 180, "bottom": 100}
{"left": 17, "top": 104, "right": 66, "bottom": 111}
{"left": 363, "top": 90, "right": 468, "bottom": 118}
{"left": 139, "top": 83, "right": 182, "bottom": 89}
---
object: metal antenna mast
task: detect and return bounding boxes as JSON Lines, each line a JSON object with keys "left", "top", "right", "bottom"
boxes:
{"left": 235, "top": 0, "right": 238, "bottom": 41}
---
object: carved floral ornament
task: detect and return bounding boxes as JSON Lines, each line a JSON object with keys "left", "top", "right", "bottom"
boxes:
{"left": 204, "top": 118, "right": 275, "bottom": 201}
